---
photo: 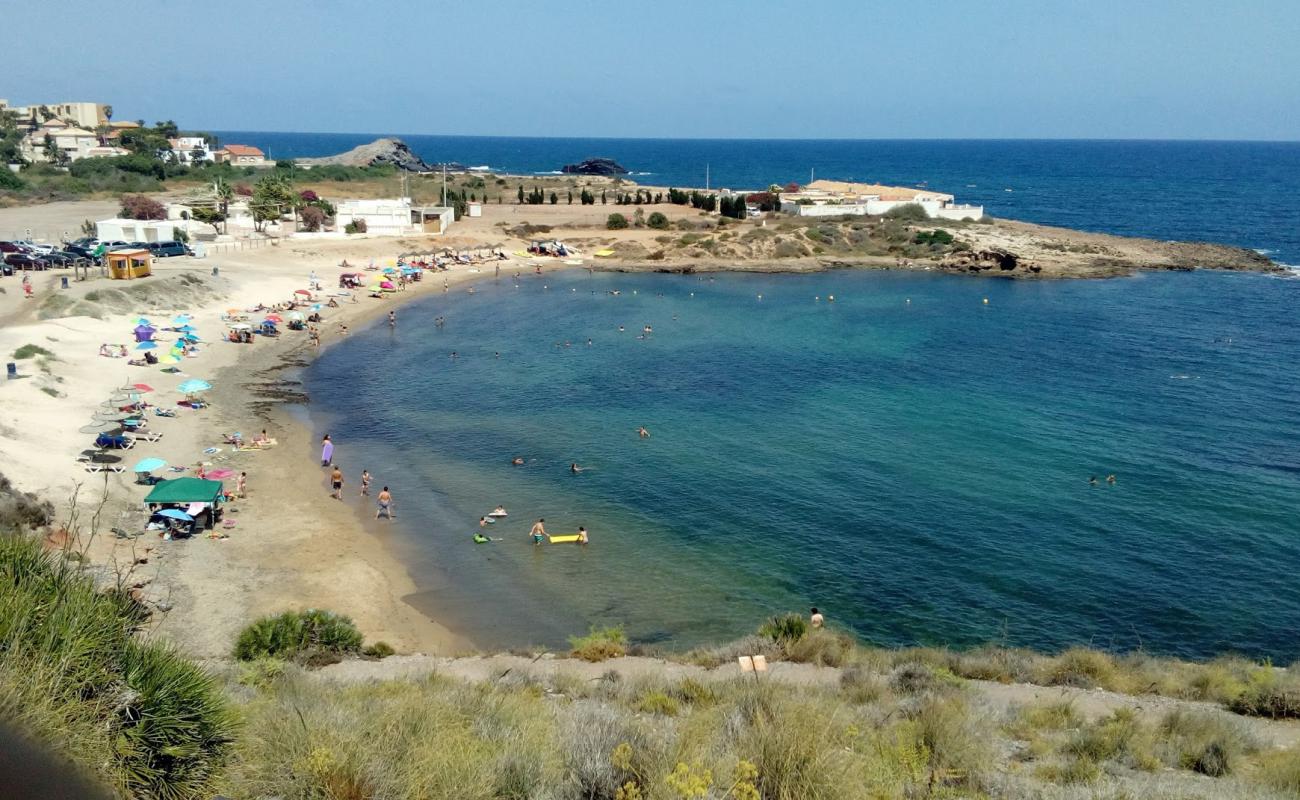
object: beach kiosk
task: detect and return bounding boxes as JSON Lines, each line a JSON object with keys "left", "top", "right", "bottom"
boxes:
{"left": 144, "top": 477, "right": 224, "bottom": 532}
{"left": 106, "top": 248, "right": 153, "bottom": 280}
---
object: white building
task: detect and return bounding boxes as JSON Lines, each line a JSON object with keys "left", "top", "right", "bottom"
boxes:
{"left": 0, "top": 99, "right": 110, "bottom": 129}
{"left": 95, "top": 218, "right": 187, "bottom": 242}
{"left": 20, "top": 125, "right": 101, "bottom": 163}
{"left": 334, "top": 198, "right": 454, "bottom": 236}
{"left": 780, "top": 179, "right": 984, "bottom": 221}
{"left": 169, "top": 136, "right": 213, "bottom": 163}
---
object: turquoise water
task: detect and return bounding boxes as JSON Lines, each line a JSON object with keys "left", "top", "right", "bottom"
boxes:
{"left": 305, "top": 269, "right": 1300, "bottom": 659}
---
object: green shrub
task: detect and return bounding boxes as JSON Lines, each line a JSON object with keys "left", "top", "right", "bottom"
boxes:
{"left": 344, "top": 219, "right": 367, "bottom": 234}
{"left": 1037, "top": 756, "right": 1100, "bottom": 785}
{"left": 1158, "top": 708, "right": 1255, "bottom": 777}
{"left": 782, "top": 628, "right": 853, "bottom": 666}
{"left": 1038, "top": 647, "right": 1119, "bottom": 689}
{"left": 632, "top": 690, "right": 679, "bottom": 716}
{"left": 569, "top": 625, "right": 627, "bottom": 662}
{"left": 233, "top": 609, "right": 364, "bottom": 663}
{"left": 757, "top": 613, "right": 807, "bottom": 645}
{"left": 362, "top": 641, "right": 396, "bottom": 659}
{"left": 913, "top": 229, "right": 954, "bottom": 246}
{"left": 0, "top": 534, "right": 234, "bottom": 798}
{"left": 882, "top": 203, "right": 930, "bottom": 221}
{"left": 1226, "top": 666, "right": 1300, "bottom": 719}
{"left": 646, "top": 212, "right": 669, "bottom": 230}
{"left": 1254, "top": 743, "right": 1300, "bottom": 794}
{"left": 606, "top": 213, "right": 629, "bottom": 230}
{"left": 12, "top": 343, "right": 53, "bottom": 360}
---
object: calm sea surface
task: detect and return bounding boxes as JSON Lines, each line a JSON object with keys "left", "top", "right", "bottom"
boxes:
{"left": 304, "top": 269, "right": 1300, "bottom": 659}
{"left": 215, "top": 134, "right": 1300, "bottom": 266}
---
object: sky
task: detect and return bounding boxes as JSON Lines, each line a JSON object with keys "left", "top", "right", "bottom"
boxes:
{"left": 5, "top": 0, "right": 1298, "bottom": 140}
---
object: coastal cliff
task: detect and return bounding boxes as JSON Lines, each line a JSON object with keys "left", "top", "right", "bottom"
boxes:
{"left": 297, "top": 137, "right": 432, "bottom": 172}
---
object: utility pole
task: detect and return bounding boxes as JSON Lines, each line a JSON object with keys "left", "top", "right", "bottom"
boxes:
{"left": 442, "top": 164, "right": 447, "bottom": 207}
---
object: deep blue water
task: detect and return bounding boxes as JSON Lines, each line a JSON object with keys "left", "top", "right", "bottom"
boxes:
{"left": 305, "top": 269, "right": 1300, "bottom": 660}
{"left": 216, "top": 133, "right": 1300, "bottom": 266}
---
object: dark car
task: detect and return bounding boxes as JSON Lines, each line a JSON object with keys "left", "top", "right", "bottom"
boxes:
{"left": 41, "top": 251, "right": 76, "bottom": 267}
{"left": 63, "top": 244, "right": 101, "bottom": 263}
{"left": 148, "top": 240, "right": 193, "bottom": 258}
{"left": 0, "top": 241, "right": 32, "bottom": 255}
{"left": 3, "top": 253, "right": 47, "bottom": 270}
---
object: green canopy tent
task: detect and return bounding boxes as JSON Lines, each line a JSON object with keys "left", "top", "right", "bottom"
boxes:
{"left": 144, "top": 477, "right": 225, "bottom": 529}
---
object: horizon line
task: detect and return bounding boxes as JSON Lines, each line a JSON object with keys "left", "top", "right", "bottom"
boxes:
{"left": 198, "top": 130, "right": 1300, "bottom": 145}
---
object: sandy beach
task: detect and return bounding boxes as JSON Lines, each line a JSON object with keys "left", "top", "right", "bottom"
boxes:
{"left": 0, "top": 218, "right": 505, "bottom": 656}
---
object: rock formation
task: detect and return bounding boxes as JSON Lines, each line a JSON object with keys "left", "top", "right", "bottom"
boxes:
{"left": 561, "top": 158, "right": 629, "bottom": 176}
{"left": 297, "top": 138, "right": 432, "bottom": 172}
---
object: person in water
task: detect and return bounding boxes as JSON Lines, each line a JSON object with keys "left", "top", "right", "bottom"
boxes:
{"left": 512, "top": 457, "right": 525, "bottom": 466}
{"left": 570, "top": 463, "right": 583, "bottom": 474}
{"left": 479, "top": 516, "right": 490, "bottom": 527}
{"left": 810, "top": 608, "right": 824, "bottom": 629}
{"left": 530, "top": 518, "right": 547, "bottom": 545}
{"left": 388, "top": 310, "right": 396, "bottom": 327}
{"left": 360, "top": 469, "right": 371, "bottom": 497}
{"left": 492, "top": 505, "right": 507, "bottom": 516}
{"left": 1106, "top": 474, "right": 1117, "bottom": 485}
{"left": 376, "top": 487, "right": 393, "bottom": 519}
{"left": 1088, "top": 475, "right": 1098, "bottom": 486}
{"left": 637, "top": 426, "right": 651, "bottom": 439}
{"left": 577, "top": 526, "right": 588, "bottom": 544}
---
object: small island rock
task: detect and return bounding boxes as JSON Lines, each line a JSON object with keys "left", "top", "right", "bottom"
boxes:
{"left": 561, "top": 158, "right": 629, "bottom": 176}
{"left": 298, "top": 138, "right": 432, "bottom": 173}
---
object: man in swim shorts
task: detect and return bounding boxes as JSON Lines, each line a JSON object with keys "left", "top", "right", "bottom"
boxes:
{"left": 377, "top": 487, "right": 393, "bottom": 519}
{"left": 330, "top": 466, "right": 344, "bottom": 500}
{"left": 530, "top": 518, "right": 547, "bottom": 545}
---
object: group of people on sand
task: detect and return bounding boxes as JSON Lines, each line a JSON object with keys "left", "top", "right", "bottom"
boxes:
{"left": 321, "top": 434, "right": 393, "bottom": 520}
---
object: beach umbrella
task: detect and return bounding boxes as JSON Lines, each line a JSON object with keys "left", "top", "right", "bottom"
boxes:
{"left": 287, "top": 311, "right": 304, "bottom": 322}
{"left": 294, "top": 289, "right": 311, "bottom": 297}
{"left": 80, "top": 449, "right": 122, "bottom": 464}
{"left": 173, "top": 314, "right": 192, "bottom": 324}
{"left": 183, "top": 333, "right": 201, "bottom": 342}
{"left": 264, "top": 314, "right": 282, "bottom": 322}
{"left": 136, "top": 341, "right": 158, "bottom": 351}
{"left": 94, "top": 411, "right": 134, "bottom": 421}
{"left": 380, "top": 281, "right": 395, "bottom": 289}
{"left": 230, "top": 323, "right": 252, "bottom": 331}
{"left": 177, "top": 379, "right": 211, "bottom": 393}
{"left": 159, "top": 354, "right": 182, "bottom": 365}
{"left": 176, "top": 324, "right": 196, "bottom": 333}
{"left": 133, "top": 324, "right": 155, "bottom": 342}
{"left": 136, "top": 317, "right": 152, "bottom": 326}
{"left": 133, "top": 457, "right": 167, "bottom": 473}
{"left": 79, "top": 421, "right": 121, "bottom": 434}
{"left": 132, "top": 383, "right": 154, "bottom": 393}
{"left": 158, "top": 509, "right": 193, "bottom": 521}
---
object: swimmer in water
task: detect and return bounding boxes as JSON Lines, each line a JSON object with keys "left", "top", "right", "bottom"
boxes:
{"left": 570, "top": 463, "right": 583, "bottom": 474}
{"left": 492, "top": 505, "right": 507, "bottom": 516}
{"left": 479, "top": 516, "right": 490, "bottom": 527}
{"left": 511, "top": 457, "right": 525, "bottom": 466}
{"left": 530, "top": 518, "right": 547, "bottom": 545}
{"left": 1089, "top": 475, "right": 1098, "bottom": 486}
{"left": 1106, "top": 474, "right": 1117, "bottom": 485}
{"left": 637, "top": 426, "right": 650, "bottom": 439}
{"left": 577, "top": 526, "right": 588, "bottom": 544}
{"left": 618, "top": 325, "right": 625, "bottom": 332}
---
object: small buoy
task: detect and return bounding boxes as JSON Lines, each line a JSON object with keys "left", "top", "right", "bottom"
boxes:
{"left": 815, "top": 296, "right": 820, "bottom": 301}
{"left": 544, "top": 285, "right": 549, "bottom": 289}
{"left": 689, "top": 292, "right": 694, "bottom": 296}
{"left": 828, "top": 295, "right": 835, "bottom": 302}
{"left": 983, "top": 298, "right": 989, "bottom": 305}
{"left": 906, "top": 298, "right": 911, "bottom": 304}
{"left": 633, "top": 290, "right": 638, "bottom": 295}
{"left": 757, "top": 294, "right": 763, "bottom": 300}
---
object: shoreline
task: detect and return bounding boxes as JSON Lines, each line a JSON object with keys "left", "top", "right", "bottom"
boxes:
{"left": 0, "top": 195, "right": 1287, "bottom": 659}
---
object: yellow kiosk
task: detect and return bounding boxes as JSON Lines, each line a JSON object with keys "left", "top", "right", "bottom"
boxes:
{"left": 106, "top": 249, "right": 153, "bottom": 280}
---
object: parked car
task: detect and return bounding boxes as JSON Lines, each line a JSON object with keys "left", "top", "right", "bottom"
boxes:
{"left": 63, "top": 244, "right": 102, "bottom": 264}
{"left": 4, "top": 252, "right": 47, "bottom": 270}
{"left": 14, "top": 240, "right": 55, "bottom": 255}
{"left": 41, "top": 251, "right": 76, "bottom": 267}
{"left": 0, "top": 241, "right": 32, "bottom": 255}
{"left": 148, "top": 240, "right": 194, "bottom": 258}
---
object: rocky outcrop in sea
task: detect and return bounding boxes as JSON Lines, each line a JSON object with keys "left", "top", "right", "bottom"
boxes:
{"left": 561, "top": 158, "right": 629, "bottom": 176}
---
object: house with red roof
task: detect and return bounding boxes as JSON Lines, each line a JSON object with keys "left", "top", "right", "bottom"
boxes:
{"left": 213, "top": 144, "right": 267, "bottom": 166}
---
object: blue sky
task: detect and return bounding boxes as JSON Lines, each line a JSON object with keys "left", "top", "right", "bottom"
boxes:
{"left": 6, "top": 0, "right": 1298, "bottom": 139}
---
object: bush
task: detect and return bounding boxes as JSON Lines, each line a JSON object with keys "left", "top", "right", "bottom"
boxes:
{"left": 233, "top": 609, "right": 364, "bottom": 664}
{"left": 0, "top": 168, "right": 25, "bottom": 191}
{"left": 120, "top": 193, "right": 166, "bottom": 220}
{"left": 299, "top": 205, "right": 326, "bottom": 232}
{"left": 569, "top": 625, "right": 628, "bottom": 662}
{"left": 13, "top": 343, "right": 53, "bottom": 359}
{"left": 913, "top": 229, "right": 954, "bottom": 246}
{"left": 1038, "top": 647, "right": 1119, "bottom": 689}
{"left": 344, "top": 218, "right": 367, "bottom": 234}
{"left": 646, "top": 212, "right": 669, "bottom": 230}
{"left": 362, "top": 641, "right": 395, "bottom": 659}
{"left": 1157, "top": 708, "right": 1255, "bottom": 777}
{"left": 606, "top": 213, "right": 629, "bottom": 230}
{"left": 882, "top": 203, "right": 930, "bottom": 221}
{"left": 0, "top": 534, "right": 234, "bottom": 798}
{"left": 1226, "top": 666, "right": 1300, "bottom": 719}
{"left": 1255, "top": 743, "right": 1300, "bottom": 794}
{"left": 757, "top": 613, "right": 807, "bottom": 645}
{"left": 633, "top": 690, "right": 679, "bottom": 716}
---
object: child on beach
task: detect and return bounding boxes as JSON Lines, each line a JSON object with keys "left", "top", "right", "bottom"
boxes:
{"left": 236, "top": 472, "right": 247, "bottom": 498}
{"left": 360, "top": 469, "right": 371, "bottom": 496}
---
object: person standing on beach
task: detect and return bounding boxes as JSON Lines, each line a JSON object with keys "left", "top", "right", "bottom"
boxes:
{"left": 377, "top": 487, "right": 393, "bottom": 519}
{"left": 321, "top": 434, "right": 334, "bottom": 467}
{"left": 236, "top": 472, "right": 247, "bottom": 498}
{"left": 530, "top": 518, "right": 547, "bottom": 545}
{"left": 330, "top": 466, "right": 344, "bottom": 500}
{"left": 360, "top": 469, "right": 371, "bottom": 496}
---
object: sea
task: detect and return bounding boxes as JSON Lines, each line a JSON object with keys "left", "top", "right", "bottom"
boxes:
{"left": 283, "top": 137, "right": 1300, "bottom": 660}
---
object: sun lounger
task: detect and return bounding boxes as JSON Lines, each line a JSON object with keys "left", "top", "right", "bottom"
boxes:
{"left": 133, "top": 431, "right": 163, "bottom": 443}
